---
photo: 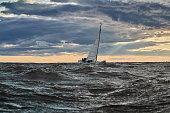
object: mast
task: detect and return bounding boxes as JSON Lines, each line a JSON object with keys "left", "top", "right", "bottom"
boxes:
{"left": 86, "top": 23, "right": 102, "bottom": 62}
{"left": 96, "top": 23, "right": 102, "bottom": 61}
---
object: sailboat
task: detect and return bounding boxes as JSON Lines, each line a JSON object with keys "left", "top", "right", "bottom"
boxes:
{"left": 78, "top": 23, "right": 106, "bottom": 64}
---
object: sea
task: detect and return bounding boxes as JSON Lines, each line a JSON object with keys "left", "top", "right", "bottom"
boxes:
{"left": 0, "top": 62, "right": 170, "bottom": 113}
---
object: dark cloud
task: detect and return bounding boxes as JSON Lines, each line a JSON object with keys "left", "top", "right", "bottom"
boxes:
{"left": 51, "top": 0, "right": 70, "bottom": 2}
{"left": 0, "top": 17, "right": 108, "bottom": 55}
{"left": 51, "top": 0, "right": 107, "bottom": 4}
{"left": 96, "top": 2, "right": 169, "bottom": 28}
{"left": 0, "top": 18, "right": 98, "bottom": 43}
{"left": 1, "top": 0, "right": 169, "bottom": 28}
{"left": 0, "top": 18, "right": 59, "bottom": 43}
{"left": 0, "top": 0, "right": 92, "bottom": 17}
{"left": 0, "top": 0, "right": 170, "bottom": 56}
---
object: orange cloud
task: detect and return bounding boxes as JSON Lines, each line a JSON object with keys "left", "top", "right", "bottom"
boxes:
{"left": 0, "top": 54, "right": 170, "bottom": 63}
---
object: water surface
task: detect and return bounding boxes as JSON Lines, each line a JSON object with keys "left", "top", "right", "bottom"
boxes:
{"left": 0, "top": 62, "right": 170, "bottom": 113}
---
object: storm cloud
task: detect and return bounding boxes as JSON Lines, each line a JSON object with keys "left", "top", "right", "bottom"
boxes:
{"left": 1, "top": 0, "right": 170, "bottom": 27}
{"left": 0, "top": 0, "right": 170, "bottom": 57}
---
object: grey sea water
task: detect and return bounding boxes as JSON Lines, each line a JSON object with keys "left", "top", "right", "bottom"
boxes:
{"left": 0, "top": 62, "right": 170, "bottom": 113}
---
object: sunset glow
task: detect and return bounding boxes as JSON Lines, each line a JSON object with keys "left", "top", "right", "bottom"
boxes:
{"left": 1, "top": 55, "right": 170, "bottom": 63}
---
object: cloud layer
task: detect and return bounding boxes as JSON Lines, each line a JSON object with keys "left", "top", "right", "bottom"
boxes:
{"left": 0, "top": 0, "right": 170, "bottom": 58}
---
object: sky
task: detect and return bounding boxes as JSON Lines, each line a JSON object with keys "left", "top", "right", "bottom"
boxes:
{"left": 0, "top": 0, "right": 170, "bottom": 62}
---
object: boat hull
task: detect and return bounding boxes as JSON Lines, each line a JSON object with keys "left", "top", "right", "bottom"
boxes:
{"left": 78, "top": 60, "right": 106, "bottom": 65}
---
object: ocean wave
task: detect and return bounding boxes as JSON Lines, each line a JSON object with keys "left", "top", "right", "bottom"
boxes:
{"left": 21, "top": 69, "right": 64, "bottom": 82}
{"left": 0, "top": 63, "right": 170, "bottom": 112}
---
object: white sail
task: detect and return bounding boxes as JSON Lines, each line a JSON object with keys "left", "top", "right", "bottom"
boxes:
{"left": 87, "top": 24, "right": 102, "bottom": 61}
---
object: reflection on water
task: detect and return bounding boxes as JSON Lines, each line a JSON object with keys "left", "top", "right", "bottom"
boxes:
{"left": 0, "top": 63, "right": 170, "bottom": 113}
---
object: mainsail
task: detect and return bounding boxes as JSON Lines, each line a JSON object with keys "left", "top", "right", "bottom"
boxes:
{"left": 87, "top": 23, "right": 102, "bottom": 61}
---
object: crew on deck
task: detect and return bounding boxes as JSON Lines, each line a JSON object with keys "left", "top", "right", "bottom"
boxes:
{"left": 82, "top": 58, "right": 87, "bottom": 62}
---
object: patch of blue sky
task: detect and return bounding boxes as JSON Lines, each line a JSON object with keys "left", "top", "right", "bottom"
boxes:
{"left": 0, "top": 0, "right": 12, "bottom": 3}
{"left": 0, "top": 7, "right": 5, "bottom": 10}
{"left": 0, "top": 6, "right": 6, "bottom": 13}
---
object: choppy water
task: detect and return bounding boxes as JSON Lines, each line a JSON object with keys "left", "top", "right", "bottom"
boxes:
{"left": 0, "top": 62, "right": 170, "bottom": 113}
